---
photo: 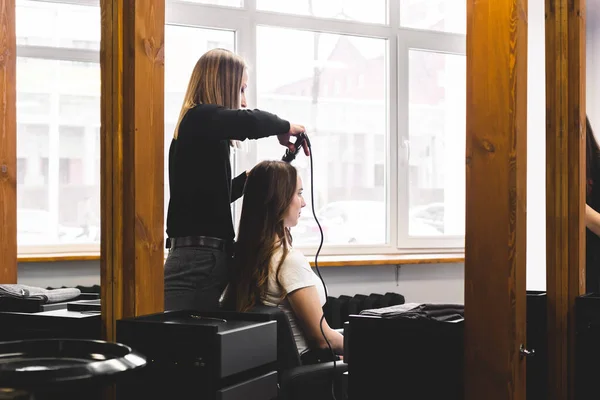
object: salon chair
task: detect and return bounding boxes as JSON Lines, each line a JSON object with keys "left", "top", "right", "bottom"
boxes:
{"left": 234, "top": 305, "right": 348, "bottom": 400}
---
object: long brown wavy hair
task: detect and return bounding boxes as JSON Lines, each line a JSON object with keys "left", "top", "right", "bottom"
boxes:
{"left": 174, "top": 48, "right": 246, "bottom": 140}
{"left": 223, "top": 160, "right": 298, "bottom": 312}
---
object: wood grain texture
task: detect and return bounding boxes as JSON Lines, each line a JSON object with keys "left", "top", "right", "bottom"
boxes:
{"left": 100, "top": 0, "right": 165, "bottom": 341}
{"left": 545, "top": 0, "right": 586, "bottom": 398}
{"left": 465, "top": 0, "right": 528, "bottom": 399}
{"left": 100, "top": 0, "right": 119, "bottom": 342}
{"left": 0, "top": 0, "right": 16, "bottom": 284}
{"left": 126, "top": 0, "right": 165, "bottom": 317}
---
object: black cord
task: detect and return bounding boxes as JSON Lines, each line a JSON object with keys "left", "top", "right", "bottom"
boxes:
{"left": 306, "top": 144, "right": 338, "bottom": 400}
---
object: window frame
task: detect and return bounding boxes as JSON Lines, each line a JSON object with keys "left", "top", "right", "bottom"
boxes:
{"left": 16, "top": 0, "right": 100, "bottom": 255}
{"left": 396, "top": 28, "right": 466, "bottom": 250}
{"left": 17, "top": 0, "right": 466, "bottom": 257}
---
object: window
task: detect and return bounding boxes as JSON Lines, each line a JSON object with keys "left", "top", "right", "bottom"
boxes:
{"left": 17, "top": 123, "right": 50, "bottom": 219}
{"left": 16, "top": 0, "right": 100, "bottom": 253}
{"left": 17, "top": 93, "right": 51, "bottom": 116}
{"left": 257, "top": 0, "right": 386, "bottom": 24}
{"left": 17, "top": 158, "right": 27, "bottom": 185}
{"left": 588, "top": 1, "right": 600, "bottom": 126}
{"left": 400, "top": 0, "right": 466, "bottom": 34}
{"left": 16, "top": 0, "right": 100, "bottom": 50}
{"left": 18, "top": 0, "right": 465, "bottom": 256}
{"left": 243, "top": 26, "right": 387, "bottom": 247}
{"left": 406, "top": 50, "right": 465, "bottom": 239}
{"left": 162, "top": 0, "right": 466, "bottom": 255}
{"left": 173, "top": 0, "right": 242, "bottom": 7}
{"left": 374, "top": 164, "right": 384, "bottom": 187}
{"left": 58, "top": 126, "right": 85, "bottom": 187}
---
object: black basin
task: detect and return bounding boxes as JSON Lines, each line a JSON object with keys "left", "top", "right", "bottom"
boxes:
{"left": 0, "top": 338, "right": 145, "bottom": 396}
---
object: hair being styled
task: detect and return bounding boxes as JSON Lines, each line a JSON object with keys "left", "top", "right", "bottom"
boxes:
{"left": 174, "top": 48, "right": 247, "bottom": 139}
{"left": 223, "top": 160, "right": 298, "bottom": 312}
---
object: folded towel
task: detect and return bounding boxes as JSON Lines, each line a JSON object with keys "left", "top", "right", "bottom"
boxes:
{"left": 360, "top": 302, "right": 422, "bottom": 317}
{"left": 399, "top": 303, "right": 464, "bottom": 322}
{"left": 0, "top": 284, "right": 81, "bottom": 304}
{"left": 360, "top": 303, "right": 464, "bottom": 322}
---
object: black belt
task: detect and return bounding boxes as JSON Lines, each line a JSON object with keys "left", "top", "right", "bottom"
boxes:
{"left": 166, "top": 236, "right": 233, "bottom": 253}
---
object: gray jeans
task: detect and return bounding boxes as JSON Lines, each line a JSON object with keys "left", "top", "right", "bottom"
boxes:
{"left": 164, "top": 246, "right": 230, "bottom": 312}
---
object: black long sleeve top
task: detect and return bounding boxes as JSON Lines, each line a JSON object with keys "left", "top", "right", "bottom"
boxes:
{"left": 166, "top": 104, "right": 291, "bottom": 242}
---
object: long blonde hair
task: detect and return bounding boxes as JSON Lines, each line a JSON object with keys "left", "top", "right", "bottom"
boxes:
{"left": 174, "top": 48, "right": 247, "bottom": 140}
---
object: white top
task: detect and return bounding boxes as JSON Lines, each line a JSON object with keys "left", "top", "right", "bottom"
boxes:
{"left": 263, "top": 246, "right": 327, "bottom": 355}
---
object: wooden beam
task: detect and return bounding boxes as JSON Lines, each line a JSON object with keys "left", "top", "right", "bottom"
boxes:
{"left": 545, "top": 0, "right": 586, "bottom": 399}
{"left": 465, "top": 0, "right": 528, "bottom": 399}
{"left": 100, "top": 0, "right": 165, "bottom": 341}
{"left": 0, "top": 0, "right": 16, "bottom": 284}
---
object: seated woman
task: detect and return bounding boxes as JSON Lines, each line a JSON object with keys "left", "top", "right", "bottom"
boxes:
{"left": 222, "top": 160, "right": 344, "bottom": 358}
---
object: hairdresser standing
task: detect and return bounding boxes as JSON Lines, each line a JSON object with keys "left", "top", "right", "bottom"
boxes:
{"left": 164, "top": 48, "right": 309, "bottom": 311}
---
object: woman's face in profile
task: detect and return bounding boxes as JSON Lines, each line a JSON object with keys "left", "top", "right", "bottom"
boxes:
{"left": 284, "top": 176, "right": 306, "bottom": 228}
{"left": 240, "top": 69, "right": 248, "bottom": 109}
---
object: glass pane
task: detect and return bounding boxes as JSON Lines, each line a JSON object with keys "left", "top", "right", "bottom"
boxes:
{"left": 400, "top": 0, "right": 465, "bottom": 34}
{"left": 172, "top": 0, "right": 242, "bottom": 6}
{"left": 164, "top": 25, "right": 236, "bottom": 230}
{"left": 588, "top": 2, "right": 600, "bottom": 125}
{"left": 16, "top": 0, "right": 100, "bottom": 50}
{"left": 246, "top": 26, "right": 387, "bottom": 246}
{"left": 407, "top": 50, "right": 465, "bottom": 237}
{"left": 257, "top": 0, "right": 386, "bottom": 24}
{"left": 17, "top": 58, "right": 101, "bottom": 247}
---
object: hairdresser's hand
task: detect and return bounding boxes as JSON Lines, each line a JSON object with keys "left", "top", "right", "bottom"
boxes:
{"left": 278, "top": 124, "right": 310, "bottom": 156}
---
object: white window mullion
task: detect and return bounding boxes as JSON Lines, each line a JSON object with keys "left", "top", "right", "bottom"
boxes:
{"left": 166, "top": 1, "right": 247, "bottom": 30}
{"left": 396, "top": 30, "right": 410, "bottom": 249}
{"left": 254, "top": 11, "right": 391, "bottom": 38}
{"left": 28, "top": 0, "right": 99, "bottom": 6}
{"left": 388, "top": 0, "right": 399, "bottom": 249}
{"left": 402, "top": 29, "right": 466, "bottom": 55}
{"left": 17, "top": 45, "right": 99, "bottom": 63}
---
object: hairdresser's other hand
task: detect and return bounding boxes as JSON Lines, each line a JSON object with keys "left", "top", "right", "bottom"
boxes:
{"left": 278, "top": 124, "right": 310, "bottom": 157}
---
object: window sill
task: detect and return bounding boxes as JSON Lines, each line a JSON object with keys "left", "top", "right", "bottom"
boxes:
{"left": 17, "top": 252, "right": 465, "bottom": 266}
{"left": 307, "top": 253, "right": 464, "bottom": 267}
{"left": 18, "top": 253, "right": 101, "bottom": 263}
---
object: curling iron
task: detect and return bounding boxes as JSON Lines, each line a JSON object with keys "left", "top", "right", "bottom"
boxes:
{"left": 282, "top": 133, "right": 310, "bottom": 163}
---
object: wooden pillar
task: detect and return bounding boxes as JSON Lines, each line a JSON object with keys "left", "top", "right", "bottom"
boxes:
{"left": 0, "top": 0, "right": 16, "bottom": 284}
{"left": 545, "top": 0, "right": 586, "bottom": 399}
{"left": 465, "top": 1, "right": 528, "bottom": 399}
{"left": 100, "top": 0, "right": 165, "bottom": 341}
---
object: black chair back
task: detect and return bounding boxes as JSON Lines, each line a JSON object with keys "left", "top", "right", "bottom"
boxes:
{"left": 247, "top": 304, "right": 302, "bottom": 371}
